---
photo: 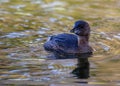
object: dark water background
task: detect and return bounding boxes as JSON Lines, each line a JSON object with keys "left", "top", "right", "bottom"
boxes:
{"left": 0, "top": 0, "right": 120, "bottom": 86}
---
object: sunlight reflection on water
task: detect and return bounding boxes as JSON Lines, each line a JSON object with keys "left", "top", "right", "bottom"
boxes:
{"left": 0, "top": 0, "right": 120, "bottom": 86}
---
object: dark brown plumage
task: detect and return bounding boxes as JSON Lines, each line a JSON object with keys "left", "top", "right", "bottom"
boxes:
{"left": 44, "top": 20, "right": 93, "bottom": 59}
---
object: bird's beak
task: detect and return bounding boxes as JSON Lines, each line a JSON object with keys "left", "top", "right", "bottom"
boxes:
{"left": 70, "top": 28, "right": 75, "bottom": 33}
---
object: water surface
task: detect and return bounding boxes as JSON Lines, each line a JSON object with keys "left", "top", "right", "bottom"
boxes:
{"left": 0, "top": 0, "right": 120, "bottom": 86}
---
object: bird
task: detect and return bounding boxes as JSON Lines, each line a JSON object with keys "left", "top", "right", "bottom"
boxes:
{"left": 43, "top": 20, "right": 93, "bottom": 59}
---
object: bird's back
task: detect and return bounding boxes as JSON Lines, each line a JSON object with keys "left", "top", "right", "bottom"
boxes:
{"left": 44, "top": 33, "right": 78, "bottom": 54}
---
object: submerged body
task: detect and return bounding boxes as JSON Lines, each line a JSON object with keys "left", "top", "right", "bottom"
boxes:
{"left": 44, "top": 20, "right": 93, "bottom": 59}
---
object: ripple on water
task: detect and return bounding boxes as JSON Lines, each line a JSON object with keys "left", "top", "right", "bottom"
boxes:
{"left": 0, "top": 0, "right": 120, "bottom": 85}
{"left": 40, "top": 1, "right": 66, "bottom": 11}
{"left": 41, "top": 1, "right": 66, "bottom": 8}
{"left": 0, "top": 0, "right": 9, "bottom": 3}
{"left": 31, "top": 0, "right": 43, "bottom": 4}
{"left": 113, "top": 33, "right": 120, "bottom": 40}
{"left": 0, "top": 30, "right": 46, "bottom": 39}
{"left": 1, "top": 32, "right": 29, "bottom": 38}
{"left": 49, "top": 18, "right": 58, "bottom": 22}
{"left": 10, "top": 4, "right": 26, "bottom": 10}
{"left": 97, "top": 42, "right": 110, "bottom": 51}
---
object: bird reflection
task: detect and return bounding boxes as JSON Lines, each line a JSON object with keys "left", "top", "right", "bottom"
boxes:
{"left": 71, "top": 52, "right": 92, "bottom": 79}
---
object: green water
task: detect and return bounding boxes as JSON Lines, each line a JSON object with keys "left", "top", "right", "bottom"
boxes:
{"left": 0, "top": 0, "right": 120, "bottom": 86}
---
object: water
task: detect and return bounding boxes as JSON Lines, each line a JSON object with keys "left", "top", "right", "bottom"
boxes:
{"left": 0, "top": 0, "right": 120, "bottom": 86}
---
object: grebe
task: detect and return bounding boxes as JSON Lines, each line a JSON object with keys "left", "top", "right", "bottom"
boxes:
{"left": 44, "top": 20, "right": 93, "bottom": 59}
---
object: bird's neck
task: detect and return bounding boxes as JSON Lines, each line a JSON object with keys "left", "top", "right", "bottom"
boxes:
{"left": 77, "top": 36, "right": 89, "bottom": 46}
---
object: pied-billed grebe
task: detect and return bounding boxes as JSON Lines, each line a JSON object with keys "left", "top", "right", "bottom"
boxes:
{"left": 44, "top": 20, "right": 93, "bottom": 59}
